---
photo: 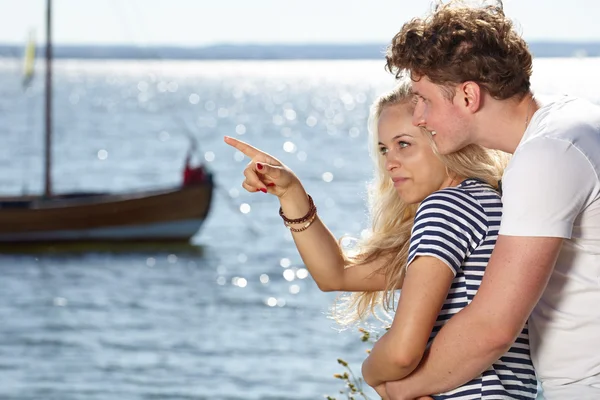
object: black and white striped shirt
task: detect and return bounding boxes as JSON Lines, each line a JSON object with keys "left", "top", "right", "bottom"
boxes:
{"left": 407, "top": 179, "right": 537, "bottom": 399}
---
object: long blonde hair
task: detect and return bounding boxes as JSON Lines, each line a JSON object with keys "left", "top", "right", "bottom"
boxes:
{"left": 335, "top": 77, "right": 508, "bottom": 324}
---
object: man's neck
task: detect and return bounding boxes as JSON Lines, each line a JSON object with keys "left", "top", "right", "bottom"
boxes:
{"left": 475, "top": 92, "right": 538, "bottom": 154}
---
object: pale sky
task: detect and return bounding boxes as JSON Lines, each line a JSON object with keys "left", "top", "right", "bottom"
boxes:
{"left": 1, "top": 0, "right": 599, "bottom": 46}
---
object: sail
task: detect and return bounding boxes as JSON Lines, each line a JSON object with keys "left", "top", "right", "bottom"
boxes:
{"left": 22, "top": 29, "right": 36, "bottom": 89}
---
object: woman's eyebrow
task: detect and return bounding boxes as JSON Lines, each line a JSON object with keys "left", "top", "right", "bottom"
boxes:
{"left": 378, "top": 134, "right": 412, "bottom": 145}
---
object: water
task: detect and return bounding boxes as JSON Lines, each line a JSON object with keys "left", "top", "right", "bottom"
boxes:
{"left": 1, "top": 57, "right": 598, "bottom": 399}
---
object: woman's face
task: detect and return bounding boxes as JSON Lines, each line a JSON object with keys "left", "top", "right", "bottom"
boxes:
{"left": 377, "top": 102, "right": 453, "bottom": 204}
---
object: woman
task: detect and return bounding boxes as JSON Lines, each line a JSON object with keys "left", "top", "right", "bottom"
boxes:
{"left": 224, "top": 78, "right": 536, "bottom": 399}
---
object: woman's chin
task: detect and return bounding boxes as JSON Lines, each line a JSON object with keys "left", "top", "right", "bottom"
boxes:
{"left": 396, "top": 189, "right": 415, "bottom": 204}
{"left": 396, "top": 188, "right": 427, "bottom": 205}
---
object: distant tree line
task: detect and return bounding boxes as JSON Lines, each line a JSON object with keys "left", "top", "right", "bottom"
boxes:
{"left": 0, "top": 42, "right": 598, "bottom": 60}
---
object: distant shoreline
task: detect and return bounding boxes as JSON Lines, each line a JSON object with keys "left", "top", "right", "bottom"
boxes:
{"left": 1, "top": 42, "right": 599, "bottom": 60}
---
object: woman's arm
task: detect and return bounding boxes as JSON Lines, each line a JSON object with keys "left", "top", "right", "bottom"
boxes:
{"left": 279, "top": 185, "right": 394, "bottom": 292}
{"left": 361, "top": 255, "right": 454, "bottom": 386}
{"left": 225, "top": 135, "right": 395, "bottom": 293}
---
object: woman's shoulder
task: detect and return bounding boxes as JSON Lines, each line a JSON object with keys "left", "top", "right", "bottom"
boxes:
{"left": 423, "top": 179, "right": 496, "bottom": 205}
{"left": 456, "top": 178, "right": 501, "bottom": 198}
{"left": 411, "top": 183, "right": 491, "bottom": 254}
{"left": 416, "top": 179, "right": 500, "bottom": 229}
{"left": 424, "top": 179, "right": 500, "bottom": 209}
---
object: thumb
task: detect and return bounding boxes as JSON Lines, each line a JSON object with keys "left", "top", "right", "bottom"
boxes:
{"left": 255, "top": 162, "right": 282, "bottom": 181}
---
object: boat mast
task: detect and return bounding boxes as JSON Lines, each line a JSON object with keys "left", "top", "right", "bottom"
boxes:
{"left": 44, "top": 0, "right": 52, "bottom": 197}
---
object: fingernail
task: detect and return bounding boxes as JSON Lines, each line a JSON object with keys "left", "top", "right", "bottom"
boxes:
{"left": 256, "top": 162, "right": 263, "bottom": 170}
{"left": 260, "top": 188, "right": 267, "bottom": 193}
{"left": 267, "top": 183, "right": 275, "bottom": 187}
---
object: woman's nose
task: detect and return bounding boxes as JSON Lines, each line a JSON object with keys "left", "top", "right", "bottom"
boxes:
{"left": 385, "top": 155, "right": 400, "bottom": 172}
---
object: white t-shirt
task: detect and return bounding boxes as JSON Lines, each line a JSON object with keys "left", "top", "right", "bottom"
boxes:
{"left": 500, "top": 95, "right": 600, "bottom": 400}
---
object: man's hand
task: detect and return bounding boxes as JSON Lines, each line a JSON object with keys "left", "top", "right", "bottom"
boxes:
{"left": 385, "top": 380, "right": 434, "bottom": 400}
{"left": 373, "top": 383, "right": 389, "bottom": 400}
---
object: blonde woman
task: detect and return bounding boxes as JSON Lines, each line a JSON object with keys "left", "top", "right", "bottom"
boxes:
{"left": 224, "top": 78, "right": 536, "bottom": 399}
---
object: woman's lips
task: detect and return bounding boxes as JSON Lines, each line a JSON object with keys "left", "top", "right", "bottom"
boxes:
{"left": 392, "top": 177, "right": 408, "bottom": 186}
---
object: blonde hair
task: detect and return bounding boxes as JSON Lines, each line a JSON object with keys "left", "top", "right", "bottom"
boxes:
{"left": 334, "top": 77, "right": 508, "bottom": 324}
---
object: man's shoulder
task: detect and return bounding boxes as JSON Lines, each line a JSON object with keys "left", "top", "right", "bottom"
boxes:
{"left": 510, "top": 135, "right": 596, "bottom": 182}
{"left": 515, "top": 95, "right": 600, "bottom": 171}
{"left": 525, "top": 96, "right": 600, "bottom": 147}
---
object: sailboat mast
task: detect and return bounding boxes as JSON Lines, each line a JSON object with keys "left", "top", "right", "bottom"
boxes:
{"left": 44, "top": 0, "right": 52, "bottom": 197}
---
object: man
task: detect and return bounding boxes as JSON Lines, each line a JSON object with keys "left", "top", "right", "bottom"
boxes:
{"left": 380, "top": 3, "right": 600, "bottom": 400}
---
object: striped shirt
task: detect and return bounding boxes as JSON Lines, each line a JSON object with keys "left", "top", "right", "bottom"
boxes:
{"left": 407, "top": 179, "right": 537, "bottom": 399}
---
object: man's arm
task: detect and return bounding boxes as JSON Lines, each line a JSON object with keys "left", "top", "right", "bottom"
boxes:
{"left": 385, "top": 235, "right": 562, "bottom": 399}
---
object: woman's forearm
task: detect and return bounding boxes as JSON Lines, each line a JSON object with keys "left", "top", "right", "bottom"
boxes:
{"left": 362, "top": 332, "right": 419, "bottom": 387}
{"left": 278, "top": 186, "right": 349, "bottom": 291}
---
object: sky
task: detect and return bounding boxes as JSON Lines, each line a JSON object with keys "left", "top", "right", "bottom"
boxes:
{"left": 1, "top": 0, "right": 599, "bottom": 46}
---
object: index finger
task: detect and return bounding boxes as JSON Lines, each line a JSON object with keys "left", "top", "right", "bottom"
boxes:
{"left": 224, "top": 136, "right": 282, "bottom": 166}
{"left": 223, "top": 136, "right": 265, "bottom": 158}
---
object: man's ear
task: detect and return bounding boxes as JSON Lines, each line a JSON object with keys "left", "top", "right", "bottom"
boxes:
{"left": 459, "top": 81, "right": 482, "bottom": 113}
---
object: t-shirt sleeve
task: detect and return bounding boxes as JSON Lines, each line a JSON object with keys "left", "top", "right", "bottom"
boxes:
{"left": 499, "top": 138, "right": 598, "bottom": 238}
{"left": 407, "top": 189, "right": 487, "bottom": 276}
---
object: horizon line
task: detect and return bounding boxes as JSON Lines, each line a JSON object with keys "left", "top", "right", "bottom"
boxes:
{"left": 2, "top": 40, "right": 600, "bottom": 48}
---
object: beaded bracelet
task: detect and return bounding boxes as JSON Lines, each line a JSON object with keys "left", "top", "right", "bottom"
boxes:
{"left": 279, "top": 194, "right": 316, "bottom": 224}
{"left": 286, "top": 212, "right": 317, "bottom": 233}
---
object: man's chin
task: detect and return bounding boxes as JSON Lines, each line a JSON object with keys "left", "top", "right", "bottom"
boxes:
{"left": 431, "top": 137, "right": 448, "bottom": 155}
{"left": 432, "top": 137, "right": 462, "bottom": 155}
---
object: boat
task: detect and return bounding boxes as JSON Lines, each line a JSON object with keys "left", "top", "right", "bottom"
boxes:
{"left": 0, "top": 0, "right": 214, "bottom": 243}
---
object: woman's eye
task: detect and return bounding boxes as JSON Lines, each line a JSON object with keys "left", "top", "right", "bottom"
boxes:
{"left": 399, "top": 141, "right": 410, "bottom": 149}
{"left": 379, "top": 147, "right": 388, "bottom": 155}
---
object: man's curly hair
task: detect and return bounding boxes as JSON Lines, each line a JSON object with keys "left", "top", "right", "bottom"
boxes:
{"left": 386, "top": 2, "right": 532, "bottom": 100}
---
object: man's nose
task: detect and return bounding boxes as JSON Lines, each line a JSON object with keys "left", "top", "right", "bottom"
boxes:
{"left": 412, "top": 100, "right": 426, "bottom": 127}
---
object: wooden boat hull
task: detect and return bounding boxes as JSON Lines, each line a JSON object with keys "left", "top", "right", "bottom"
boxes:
{"left": 0, "top": 181, "right": 213, "bottom": 243}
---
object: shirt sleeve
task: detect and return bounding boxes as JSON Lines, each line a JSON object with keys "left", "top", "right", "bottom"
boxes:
{"left": 499, "top": 138, "right": 598, "bottom": 238}
{"left": 407, "top": 189, "right": 487, "bottom": 276}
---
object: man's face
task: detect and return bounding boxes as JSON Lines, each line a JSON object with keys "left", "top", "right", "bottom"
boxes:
{"left": 411, "top": 75, "right": 472, "bottom": 155}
